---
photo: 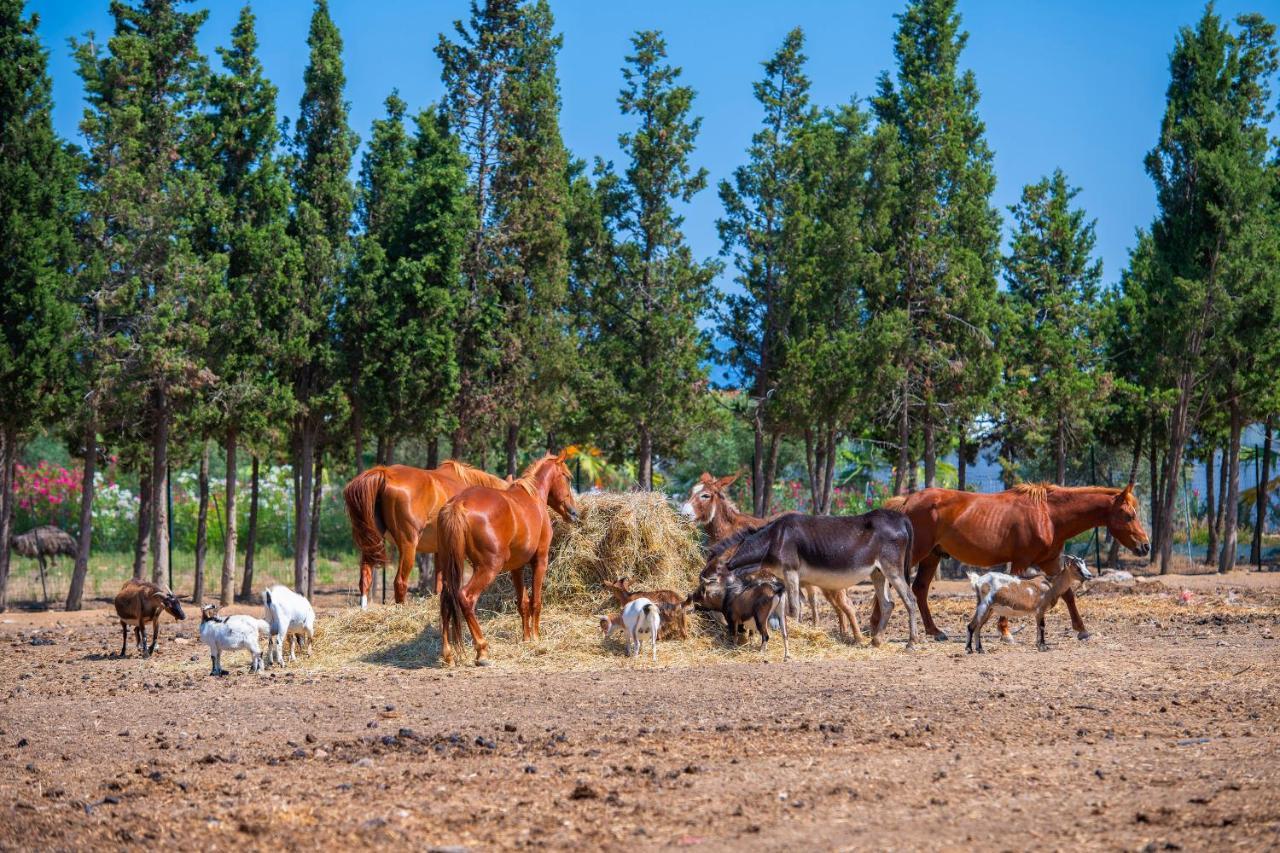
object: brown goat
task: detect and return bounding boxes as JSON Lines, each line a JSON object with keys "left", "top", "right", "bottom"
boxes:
{"left": 602, "top": 577, "right": 688, "bottom": 640}
{"left": 113, "top": 580, "right": 186, "bottom": 657}
{"left": 686, "top": 570, "right": 788, "bottom": 659}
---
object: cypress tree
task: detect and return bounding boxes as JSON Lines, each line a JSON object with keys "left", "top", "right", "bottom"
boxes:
{"left": 1002, "top": 170, "right": 1108, "bottom": 484}
{"left": 0, "top": 0, "right": 77, "bottom": 610}
{"left": 287, "top": 0, "right": 356, "bottom": 596}
{"left": 74, "top": 0, "right": 223, "bottom": 588}
{"left": 206, "top": 4, "right": 298, "bottom": 604}
{"left": 1144, "top": 7, "right": 1278, "bottom": 572}
{"left": 590, "top": 31, "right": 719, "bottom": 489}
{"left": 873, "top": 0, "right": 1002, "bottom": 492}
{"left": 716, "top": 27, "right": 816, "bottom": 515}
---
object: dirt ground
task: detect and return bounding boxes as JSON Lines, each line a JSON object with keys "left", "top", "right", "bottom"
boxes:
{"left": 1, "top": 571, "right": 1278, "bottom": 851}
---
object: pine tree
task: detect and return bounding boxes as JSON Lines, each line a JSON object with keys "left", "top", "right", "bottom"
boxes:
{"left": 74, "top": 0, "right": 224, "bottom": 588}
{"left": 0, "top": 0, "right": 77, "bottom": 611}
{"left": 1002, "top": 170, "right": 1108, "bottom": 484}
{"left": 716, "top": 27, "right": 816, "bottom": 515}
{"left": 588, "top": 31, "right": 719, "bottom": 489}
{"left": 1144, "top": 7, "right": 1278, "bottom": 572}
{"left": 206, "top": 4, "right": 298, "bottom": 604}
{"left": 873, "top": 0, "right": 1002, "bottom": 492}
{"left": 287, "top": 0, "right": 356, "bottom": 596}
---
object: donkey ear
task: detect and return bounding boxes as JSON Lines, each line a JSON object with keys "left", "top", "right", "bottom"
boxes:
{"left": 698, "top": 471, "right": 715, "bottom": 485}
{"left": 717, "top": 472, "right": 740, "bottom": 488}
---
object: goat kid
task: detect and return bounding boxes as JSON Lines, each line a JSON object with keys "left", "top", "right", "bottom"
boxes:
{"left": 686, "top": 572, "right": 789, "bottom": 660}
{"left": 966, "top": 555, "right": 1094, "bottom": 654}
{"left": 602, "top": 576, "right": 688, "bottom": 640}
{"left": 598, "top": 597, "right": 661, "bottom": 662}
{"left": 112, "top": 580, "right": 186, "bottom": 657}
{"left": 199, "top": 605, "right": 269, "bottom": 675}
{"left": 262, "top": 584, "right": 316, "bottom": 666}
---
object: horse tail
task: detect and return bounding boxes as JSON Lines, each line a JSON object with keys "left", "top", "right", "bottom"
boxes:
{"left": 343, "top": 468, "right": 388, "bottom": 567}
{"left": 436, "top": 501, "right": 468, "bottom": 656}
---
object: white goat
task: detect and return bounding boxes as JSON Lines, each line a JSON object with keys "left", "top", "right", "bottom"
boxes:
{"left": 966, "top": 555, "right": 1094, "bottom": 654}
{"left": 198, "top": 605, "right": 269, "bottom": 675}
{"left": 598, "top": 597, "right": 660, "bottom": 661}
{"left": 262, "top": 584, "right": 316, "bottom": 666}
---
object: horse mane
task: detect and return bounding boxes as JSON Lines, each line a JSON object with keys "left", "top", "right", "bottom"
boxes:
{"left": 511, "top": 454, "right": 558, "bottom": 496}
{"left": 1012, "top": 482, "right": 1135, "bottom": 508}
{"left": 439, "top": 460, "right": 506, "bottom": 489}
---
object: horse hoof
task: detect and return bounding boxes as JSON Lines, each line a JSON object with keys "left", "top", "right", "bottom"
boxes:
{"left": 933, "top": 631, "right": 949, "bottom": 642}
{"left": 475, "top": 658, "right": 492, "bottom": 667}
{"left": 1077, "top": 631, "right": 1091, "bottom": 642}
{"left": 1037, "top": 643, "right": 1050, "bottom": 652}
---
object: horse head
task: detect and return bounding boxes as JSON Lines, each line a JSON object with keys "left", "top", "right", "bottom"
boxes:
{"left": 548, "top": 450, "right": 579, "bottom": 523}
{"left": 1106, "top": 482, "right": 1150, "bottom": 557}
{"left": 680, "top": 471, "right": 740, "bottom": 523}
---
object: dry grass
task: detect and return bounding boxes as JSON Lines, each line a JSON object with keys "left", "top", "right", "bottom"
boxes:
{"left": 298, "top": 493, "right": 1280, "bottom": 673}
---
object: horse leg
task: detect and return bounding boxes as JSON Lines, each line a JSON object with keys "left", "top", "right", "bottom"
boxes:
{"left": 912, "top": 551, "right": 945, "bottom": 641}
{"left": 359, "top": 557, "right": 373, "bottom": 609}
{"left": 511, "top": 565, "right": 532, "bottom": 642}
{"left": 458, "top": 567, "right": 494, "bottom": 666}
{"left": 998, "top": 562, "right": 1031, "bottom": 643}
{"left": 120, "top": 623, "right": 128, "bottom": 657}
{"left": 529, "top": 549, "right": 549, "bottom": 641}
{"left": 1062, "top": 590, "right": 1088, "bottom": 640}
{"left": 870, "top": 571, "right": 893, "bottom": 647}
{"left": 820, "top": 589, "right": 846, "bottom": 638}
{"left": 806, "top": 584, "right": 818, "bottom": 625}
{"left": 393, "top": 533, "right": 417, "bottom": 604}
{"left": 836, "top": 589, "right": 865, "bottom": 645}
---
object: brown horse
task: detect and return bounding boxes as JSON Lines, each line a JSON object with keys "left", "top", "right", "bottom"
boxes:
{"left": 438, "top": 453, "right": 578, "bottom": 666}
{"left": 879, "top": 482, "right": 1151, "bottom": 642}
{"left": 343, "top": 460, "right": 507, "bottom": 607}
{"left": 680, "top": 472, "right": 860, "bottom": 639}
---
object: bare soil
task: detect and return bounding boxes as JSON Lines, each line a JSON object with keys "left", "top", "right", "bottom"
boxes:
{"left": 1, "top": 572, "right": 1278, "bottom": 851}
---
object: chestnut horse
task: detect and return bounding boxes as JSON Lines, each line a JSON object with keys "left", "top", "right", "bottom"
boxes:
{"left": 878, "top": 482, "right": 1151, "bottom": 642}
{"left": 343, "top": 460, "right": 507, "bottom": 607}
{"left": 680, "top": 473, "right": 859, "bottom": 639}
{"left": 438, "top": 453, "right": 578, "bottom": 666}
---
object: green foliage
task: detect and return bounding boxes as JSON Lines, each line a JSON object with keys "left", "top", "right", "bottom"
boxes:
{"left": 0, "top": 0, "right": 77, "bottom": 445}
{"left": 1001, "top": 169, "right": 1109, "bottom": 482}
{"left": 584, "top": 30, "right": 720, "bottom": 487}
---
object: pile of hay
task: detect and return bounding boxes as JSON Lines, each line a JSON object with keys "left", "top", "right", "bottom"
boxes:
{"left": 543, "top": 491, "right": 705, "bottom": 608}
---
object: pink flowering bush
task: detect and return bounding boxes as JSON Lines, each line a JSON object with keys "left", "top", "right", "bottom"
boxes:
{"left": 13, "top": 461, "right": 82, "bottom": 527}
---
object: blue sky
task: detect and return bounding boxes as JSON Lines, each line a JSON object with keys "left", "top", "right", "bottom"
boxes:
{"left": 28, "top": 0, "right": 1279, "bottom": 293}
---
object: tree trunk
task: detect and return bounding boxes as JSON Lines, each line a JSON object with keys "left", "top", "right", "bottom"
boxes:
{"left": 1055, "top": 415, "right": 1067, "bottom": 485}
{"left": 451, "top": 427, "right": 468, "bottom": 464}
{"left": 193, "top": 440, "right": 210, "bottom": 605}
{"left": 638, "top": 426, "right": 653, "bottom": 492}
{"left": 922, "top": 413, "right": 936, "bottom": 488}
{"left": 1148, "top": 417, "right": 1159, "bottom": 565}
{"left": 239, "top": 454, "right": 259, "bottom": 602}
{"left": 504, "top": 421, "right": 519, "bottom": 478}
{"left": 133, "top": 460, "right": 151, "bottom": 580}
{"left": 907, "top": 453, "right": 918, "bottom": 493}
{"left": 1214, "top": 441, "right": 1228, "bottom": 556}
{"left": 220, "top": 431, "right": 237, "bottom": 606}
{"left": 353, "top": 407, "right": 364, "bottom": 475}
{"left": 308, "top": 453, "right": 322, "bottom": 599}
{"left": 0, "top": 427, "right": 14, "bottom": 612}
{"left": 1204, "top": 446, "right": 1218, "bottom": 565}
{"left": 375, "top": 434, "right": 387, "bottom": 467}
{"left": 66, "top": 412, "right": 98, "bottom": 612}
{"left": 895, "top": 383, "right": 910, "bottom": 495}
{"left": 427, "top": 436, "right": 440, "bottom": 469}
{"left": 151, "top": 395, "right": 170, "bottom": 587}
{"left": 823, "top": 431, "right": 837, "bottom": 514}
{"left": 1158, "top": 371, "right": 1200, "bottom": 573}
{"left": 751, "top": 421, "right": 766, "bottom": 517}
{"left": 294, "top": 425, "right": 315, "bottom": 596}
{"left": 762, "top": 431, "right": 781, "bottom": 516}
{"left": 1251, "top": 415, "right": 1272, "bottom": 566}
{"left": 1218, "top": 402, "right": 1243, "bottom": 575}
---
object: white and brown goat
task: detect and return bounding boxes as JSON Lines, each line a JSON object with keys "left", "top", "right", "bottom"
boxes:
{"left": 966, "top": 555, "right": 1094, "bottom": 653}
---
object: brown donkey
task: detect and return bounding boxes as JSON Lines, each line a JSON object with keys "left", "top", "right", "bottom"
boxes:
{"left": 438, "top": 453, "right": 578, "bottom": 666}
